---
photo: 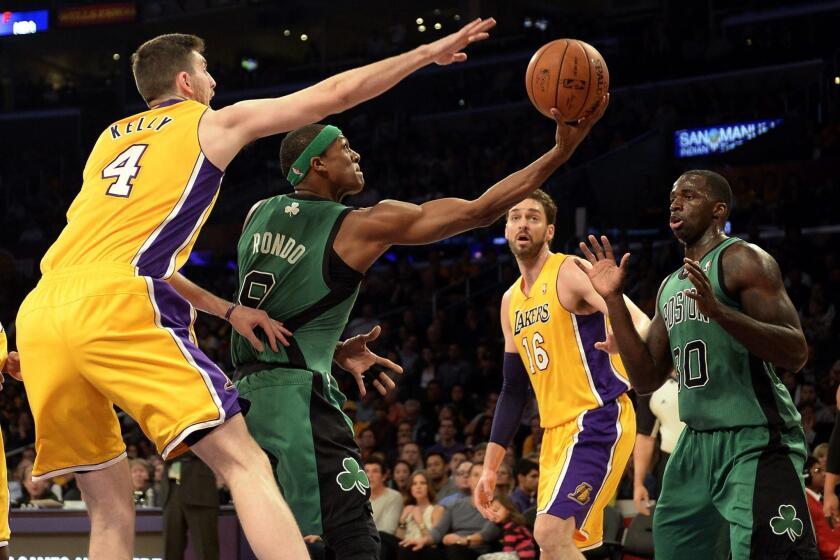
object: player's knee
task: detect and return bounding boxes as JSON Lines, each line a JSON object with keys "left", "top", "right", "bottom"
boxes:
{"left": 533, "top": 518, "right": 574, "bottom": 551}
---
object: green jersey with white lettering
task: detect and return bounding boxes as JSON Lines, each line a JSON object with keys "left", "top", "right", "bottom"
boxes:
{"left": 657, "top": 237, "right": 800, "bottom": 431}
{"left": 231, "top": 194, "right": 361, "bottom": 375}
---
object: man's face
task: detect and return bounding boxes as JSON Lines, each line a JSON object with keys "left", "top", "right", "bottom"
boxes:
{"left": 130, "top": 465, "right": 149, "bottom": 491}
{"left": 401, "top": 444, "right": 420, "bottom": 466}
{"left": 810, "top": 462, "right": 825, "bottom": 490}
{"left": 449, "top": 452, "right": 466, "bottom": 474}
{"left": 468, "top": 463, "right": 484, "bottom": 491}
{"left": 505, "top": 199, "right": 554, "bottom": 260}
{"left": 454, "top": 461, "right": 473, "bottom": 490}
{"left": 800, "top": 385, "right": 816, "bottom": 404}
{"left": 426, "top": 455, "right": 446, "bottom": 481}
{"left": 397, "top": 423, "right": 413, "bottom": 445}
{"left": 439, "top": 420, "right": 455, "bottom": 440}
{"left": 319, "top": 136, "right": 364, "bottom": 196}
{"left": 668, "top": 174, "right": 722, "bottom": 244}
{"left": 519, "top": 469, "right": 539, "bottom": 494}
{"left": 187, "top": 51, "right": 215, "bottom": 106}
{"left": 364, "top": 464, "right": 384, "bottom": 490}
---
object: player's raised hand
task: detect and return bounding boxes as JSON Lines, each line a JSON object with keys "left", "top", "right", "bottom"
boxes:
{"left": 682, "top": 258, "right": 723, "bottom": 320}
{"left": 473, "top": 470, "right": 498, "bottom": 521}
{"left": 426, "top": 17, "right": 496, "bottom": 66}
{"left": 334, "top": 325, "right": 403, "bottom": 397}
{"left": 228, "top": 305, "right": 292, "bottom": 352}
{"left": 576, "top": 234, "right": 629, "bottom": 300}
{"left": 551, "top": 93, "right": 609, "bottom": 161}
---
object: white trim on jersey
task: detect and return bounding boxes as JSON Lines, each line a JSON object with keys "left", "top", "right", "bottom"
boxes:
{"left": 31, "top": 451, "right": 127, "bottom": 482}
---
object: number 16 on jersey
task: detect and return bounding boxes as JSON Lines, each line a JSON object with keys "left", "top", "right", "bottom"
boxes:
{"left": 522, "top": 332, "right": 550, "bottom": 373}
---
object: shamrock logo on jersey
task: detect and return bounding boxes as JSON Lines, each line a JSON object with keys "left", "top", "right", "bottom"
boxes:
{"left": 770, "top": 504, "right": 804, "bottom": 542}
{"left": 336, "top": 457, "right": 369, "bottom": 495}
{"left": 285, "top": 202, "right": 300, "bottom": 216}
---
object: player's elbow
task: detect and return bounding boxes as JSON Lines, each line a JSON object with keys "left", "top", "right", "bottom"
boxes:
{"left": 786, "top": 333, "right": 809, "bottom": 373}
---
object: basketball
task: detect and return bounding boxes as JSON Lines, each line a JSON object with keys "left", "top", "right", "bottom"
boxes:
{"left": 525, "top": 39, "right": 609, "bottom": 122}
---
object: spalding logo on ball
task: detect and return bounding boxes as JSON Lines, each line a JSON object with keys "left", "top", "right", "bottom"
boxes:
{"left": 525, "top": 39, "right": 609, "bottom": 123}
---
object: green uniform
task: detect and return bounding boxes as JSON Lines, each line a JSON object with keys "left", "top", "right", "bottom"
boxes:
{"left": 653, "top": 237, "right": 817, "bottom": 559}
{"left": 232, "top": 194, "right": 376, "bottom": 551}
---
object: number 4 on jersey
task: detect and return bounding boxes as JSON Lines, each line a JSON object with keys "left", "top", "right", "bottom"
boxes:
{"left": 103, "top": 144, "right": 148, "bottom": 197}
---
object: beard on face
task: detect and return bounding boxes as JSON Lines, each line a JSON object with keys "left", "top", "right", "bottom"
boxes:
{"left": 508, "top": 234, "right": 545, "bottom": 260}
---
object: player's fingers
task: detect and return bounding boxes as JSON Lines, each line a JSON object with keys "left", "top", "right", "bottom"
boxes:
{"left": 601, "top": 236, "right": 615, "bottom": 259}
{"left": 272, "top": 322, "right": 291, "bottom": 347}
{"left": 276, "top": 322, "right": 293, "bottom": 337}
{"left": 363, "top": 325, "right": 382, "bottom": 342}
{"left": 355, "top": 374, "right": 367, "bottom": 398}
{"left": 373, "top": 379, "right": 387, "bottom": 396}
{"left": 260, "top": 319, "right": 279, "bottom": 352}
{"left": 619, "top": 252, "right": 631, "bottom": 270}
{"left": 452, "top": 52, "right": 468, "bottom": 62}
{"left": 588, "top": 234, "right": 605, "bottom": 259}
{"left": 244, "top": 331, "right": 264, "bottom": 353}
{"left": 683, "top": 289, "right": 701, "bottom": 301}
{"left": 574, "top": 257, "right": 591, "bottom": 276}
{"left": 379, "top": 371, "right": 397, "bottom": 390}
{"left": 579, "top": 241, "right": 597, "bottom": 263}
{"left": 376, "top": 355, "right": 403, "bottom": 375}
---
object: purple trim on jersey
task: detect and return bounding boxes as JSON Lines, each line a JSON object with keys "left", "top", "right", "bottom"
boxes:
{"left": 152, "top": 98, "right": 186, "bottom": 108}
{"left": 151, "top": 279, "right": 241, "bottom": 420}
{"left": 574, "top": 313, "right": 629, "bottom": 403}
{"left": 136, "top": 155, "right": 222, "bottom": 278}
{"left": 545, "top": 400, "right": 620, "bottom": 525}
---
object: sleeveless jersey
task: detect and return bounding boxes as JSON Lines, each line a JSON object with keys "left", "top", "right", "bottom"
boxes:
{"left": 0, "top": 322, "right": 6, "bottom": 370}
{"left": 41, "top": 99, "right": 223, "bottom": 278}
{"left": 231, "top": 194, "right": 361, "bottom": 375}
{"left": 508, "top": 253, "right": 630, "bottom": 428}
{"left": 658, "top": 237, "right": 800, "bottom": 430}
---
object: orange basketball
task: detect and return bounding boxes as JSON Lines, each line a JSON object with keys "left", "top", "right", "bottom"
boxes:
{"left": 525, "top": 39, "right": 609, "bottom": 122}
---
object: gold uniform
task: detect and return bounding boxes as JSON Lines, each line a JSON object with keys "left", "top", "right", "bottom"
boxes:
{"left": 0, "top": 324, "right": 10, "bottom": 547}
{"left": 508, "top": 253, "right": 635, "bottom": 550}
{"left": 17, "top": 99, "right": 242, "bottom": 481}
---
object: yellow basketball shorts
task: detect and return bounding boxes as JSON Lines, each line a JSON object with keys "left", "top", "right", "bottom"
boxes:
{"left": 17, "top": 263, "right": 242, "bottom": 480}
{"left": 537, "top": 393, "right": 635, "bottom": 550}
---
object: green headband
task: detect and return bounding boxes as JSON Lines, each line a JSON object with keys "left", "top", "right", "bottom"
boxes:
{"left": 286, "top": 125, "right": 343, "bottom": 186}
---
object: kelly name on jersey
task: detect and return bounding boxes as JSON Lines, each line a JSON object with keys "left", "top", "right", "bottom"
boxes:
{"left": 251, "top": 231, "right": 307, "bottom": 265}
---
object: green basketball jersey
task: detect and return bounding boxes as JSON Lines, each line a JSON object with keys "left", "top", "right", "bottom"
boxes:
{"left": 658, "top": 237, "right": 800, "bottom": 431}
{"left": 231, "top": 194, "right": 361, "bottom": 375}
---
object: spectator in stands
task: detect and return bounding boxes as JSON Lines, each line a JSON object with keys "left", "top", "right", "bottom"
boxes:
{"left": 401, "top": 442, "right": 424, "bottom": 471}
{"left": 437, "top": 344, "right": 472, "bottom": 391}
{"left": 367, "top": 458, "right": 404, "bottom": 560}
{"left": 358, "top": 427, "right": 378, "bottom": 463}
{"left": 520, "top": 415, "right": 543, "bottom": 457}
{"left": 494, "top": 463, "right": 513, "bottom": 498}
{"left": 439, "top": 461, "right": 474, "bottom": 509}
{"left": 129, "top": 458, "right": 152, "bottom": 494}
{"left": 804, "top": 456, "right": 840, "bottom": 559}
{"left": 426, "top": 452, "right": 454, "bottom": 501}
{"left": 472, "top": 443, "right": 488, "bottom": 466}
{"left": 390, "top": 460, "right": 413, "bottom": 495}
{"left": 484, "top": 494, "right": 537, "bottom": 559}
{"left": 400, "top": 463, "right": 501, "bottom": 559}
{"left": 428, "top": 419, "right": 466, "bottom": 459}
{"left": 19, "top": 464, "right": 60, "bottom": 505}
{"left": 396, "top": 471, "right": 444, "bottom": 559}
{"left": 799, "top": 382, "right": 836, "bottom": 424}
{"left": 397, "top": 422, "right": 415, "bottom": 447}
{"left": 369, "top": 401, "right": 398, "bottom": 450}
{"left": 510, "top": 459, "right": 539, "bottom": 514}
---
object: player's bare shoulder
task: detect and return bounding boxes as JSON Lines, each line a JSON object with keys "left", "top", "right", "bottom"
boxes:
{"left": 721, "top": 239, "right": 783, "bottom": 290}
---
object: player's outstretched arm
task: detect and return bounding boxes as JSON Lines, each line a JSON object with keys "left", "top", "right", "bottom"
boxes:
{"left": 339, "top": 96, "right": 608, "bottom": 271}
{"left": 167, "top": 272, "right": 291, "bottom": 353}
{"left": 682, "top": 243, "right": 808, "bottom": 372}
{"left": 204, "top": 18, "right": 495, "bottom": 166}
{"left": 577, "top": 235, "right": 671, "bottom": 394}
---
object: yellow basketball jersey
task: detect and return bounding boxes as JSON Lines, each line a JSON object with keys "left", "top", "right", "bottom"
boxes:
{"left": 41, "top": 98, "right": 223, "bottom": 278}
{"left": 508, "top": 253, "right": 630, "bottom": 428}
{"left": 0, "top": 322, "right": 6, "bottom": 370}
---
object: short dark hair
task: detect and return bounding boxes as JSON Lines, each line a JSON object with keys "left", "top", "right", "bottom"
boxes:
{"left": 131, "top": 34, "right": 204, "bottom": 105}
{"left": 425, "top": 451, "right": 446, "bottom": 465}
{"left": 682, "top": 170, "right": 733, "bottom": 218}
{"left": 279, "top": 124, "right": 327, "bottom": 179}
{"left": 365, "top": 457, "right": 387, "bottom": 475}
{"left": 515, "top": 458, "right": 539, "bottom": 478}
{"left": 508, "top": 188, "right": 557, "bottom": 225}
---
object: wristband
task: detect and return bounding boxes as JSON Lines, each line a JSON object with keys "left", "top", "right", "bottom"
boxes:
{"left": 224, "top": 303, "right": 238, "bottom": 321}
